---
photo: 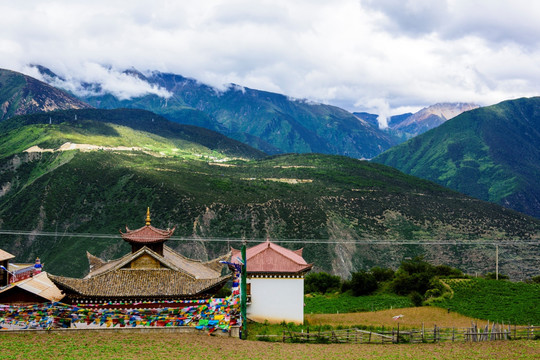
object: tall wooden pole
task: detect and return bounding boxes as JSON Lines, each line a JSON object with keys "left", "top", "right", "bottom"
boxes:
{"left": 241, "top": 243, "right": 247, "bottom": 339}
{"left": 496, "top": 245, "right": 499, "bottom": 280}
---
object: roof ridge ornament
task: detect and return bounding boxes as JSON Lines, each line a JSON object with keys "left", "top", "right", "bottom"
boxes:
{"left": 145, "top": 207, "right": 151, "bottom": 226}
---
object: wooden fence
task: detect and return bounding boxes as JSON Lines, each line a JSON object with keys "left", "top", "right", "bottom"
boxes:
{"left": 279, "top": 323, "right": 538, "bottom": 344}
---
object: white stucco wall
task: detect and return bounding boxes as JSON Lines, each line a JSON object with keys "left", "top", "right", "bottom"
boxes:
{"left": 246, "top": 276, "right": 304, "bottom": 324}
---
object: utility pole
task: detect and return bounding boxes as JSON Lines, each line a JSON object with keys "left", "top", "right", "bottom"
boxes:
{"left": 241, "top": 241, "right": 247, "bottom": 339}
{"left": 496, "top": 244, "right": 499, "bottom": 280}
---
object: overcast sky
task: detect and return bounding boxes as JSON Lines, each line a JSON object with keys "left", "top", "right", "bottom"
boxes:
{"left": 2, "top": 0, "right": 540, "bottom": 121}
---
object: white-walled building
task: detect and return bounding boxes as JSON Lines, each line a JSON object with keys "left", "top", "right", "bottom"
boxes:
{"left": 231, "top": 240, "right": 312, "bottom": 324}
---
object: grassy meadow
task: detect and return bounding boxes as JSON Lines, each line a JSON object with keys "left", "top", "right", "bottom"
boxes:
{"left": 0, "top": 331, "right": 538, "bottom": 360}
{"left": 305, "top": 293, "right": 413, "bottom": 314}
{"left": 432, "top": 278, "right": 540, "bottom": 325}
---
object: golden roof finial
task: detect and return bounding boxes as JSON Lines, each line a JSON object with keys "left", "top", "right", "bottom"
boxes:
{"left": 145, "top": 207, "right": 151, "bottom": 226}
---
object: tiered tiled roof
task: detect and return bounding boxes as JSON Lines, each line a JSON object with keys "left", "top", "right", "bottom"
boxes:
{"left": 50, "top": 270, "right": 230, "bottom": 298}
{"left": 51, "top": 246, "right": 231, "bottom": 299}
{"left": 120, "top": 208, "right": 175, "bottom": 244}
{"left": 120, "top": 225, "right": 175, "bottom": 244}
{"left": 49, "top": 210, "right": 231, "bottom": 301}
{"left": 84, "top": 246, "right": 229, "bottom": 280}
{"left": 231, "top": 240, "right": 313, "bottom": 274}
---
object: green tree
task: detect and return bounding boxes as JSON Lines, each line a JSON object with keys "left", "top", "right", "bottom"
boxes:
{"left": 434, "top": 264, "right": 463, "bottom": 277}
{"left": 409, "top": 291, "right": 423, "bottom": 307}
{"left": 346, "top": 270, "right": 378, "bottom": 296}
{"left": 391, "top": 256, "right": 435, "bottom": 296}
{"left": 371, "top": 266, "right": 395, "bottom": 282}
{"left": 304, "top": 272, "right": 342, "bottom": 294}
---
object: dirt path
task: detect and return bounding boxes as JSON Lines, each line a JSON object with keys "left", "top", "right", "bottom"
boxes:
{"left": 25, "top": 142, "right": 143, "bottom": 153}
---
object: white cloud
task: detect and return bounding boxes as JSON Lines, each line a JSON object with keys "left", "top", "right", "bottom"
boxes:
{"left": 1, "top": 0, "right": 540, "bottom": 113}
{"left": 26, "top": 63, "right": 172, "bottom": 100}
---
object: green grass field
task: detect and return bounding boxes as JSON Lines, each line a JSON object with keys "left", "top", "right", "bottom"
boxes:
{"left": 305, "top": 293, "right": 412, "bottom": 314}
{"left": 0, "top": 331, "right": 537, "bottom": 360}
{"left": 432, "top": 278, "right": 540, "bottom": 325}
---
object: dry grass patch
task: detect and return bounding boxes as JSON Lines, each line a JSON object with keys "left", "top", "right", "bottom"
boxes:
{"left": 306, "top": 307, "right": 490, "bottom": 329}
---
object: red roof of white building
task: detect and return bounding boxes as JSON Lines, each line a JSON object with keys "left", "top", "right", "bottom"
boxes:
{"left": 231, "top": 240, "right": 312, "bottom": 274}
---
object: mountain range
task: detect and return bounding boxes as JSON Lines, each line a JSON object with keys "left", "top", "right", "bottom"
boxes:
{"left": 374, "top": 97, "right": 540, "bottom": 219}
{"left": 33, "top": 66, "right": 397, "bottom": 159}
{"left": 0, "top": 67, "right": 538, "bottom": 281}
{"left": 0, "top": 68, "right": 90, "bottom": 121}
{"left": 354, "top": 102, "right": 479, "bottom": 142}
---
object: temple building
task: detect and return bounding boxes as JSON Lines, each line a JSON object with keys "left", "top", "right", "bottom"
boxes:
{"left": 0, "top": 249, "right": 64, "bottom": 304}
{"left": 50, "top": 209, "right": 231, "bottom": 306}
{"left": 231, "top": 240, "right": 312, "bottom": 324}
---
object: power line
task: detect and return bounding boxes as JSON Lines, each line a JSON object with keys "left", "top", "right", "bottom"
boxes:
{"left": 0, "top": 230, "right": 538, "bottom": 245}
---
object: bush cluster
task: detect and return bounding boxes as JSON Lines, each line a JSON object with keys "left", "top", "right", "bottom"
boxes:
{"left": 305, "top": 256, "right": 468, "bottom": 306}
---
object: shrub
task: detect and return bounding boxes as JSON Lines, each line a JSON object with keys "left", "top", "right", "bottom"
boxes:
{"left": 400, "top": 256, "right": 435, "bottom": 276}
{"left": 391, "top": 270, "right": 432, "bottom": 296}
{"left": 348, "top": 270, "right": 378, "bottom": 296}
{"left": 370, "top": 266, "right": 395, "bottom": 282}
{"left": 434, "top": 264, "right": 463, "bottom": 278}
{"left": 485, "top": 272, "right": 509, "bottom": 280}
{"left": 409, "top": 291, "right": 423, "bottom": 307}
{"left": 424, "top": 288, "right": 442, "bottom": 299}
{"left": 304, "top": 272, "right": 342, "bottom": 294}
{"left": 390, "top": 257, "right": 464, "bottom": 296}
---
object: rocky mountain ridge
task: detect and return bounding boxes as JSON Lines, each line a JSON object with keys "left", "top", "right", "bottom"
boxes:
{"left": 0, "top": 68, "right": 91, "bottom": 121}
{"left": 354, "top": 102, "right": 479, "bottom": 142}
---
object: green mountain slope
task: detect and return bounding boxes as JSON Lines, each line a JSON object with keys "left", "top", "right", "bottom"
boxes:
{"left": 0, "top": 117, "right": 538, "bottom": 279}
{"left": 0, "top": 68, "right": 91, "bottom": 120}
{"left": 374, "top": 97, "right": 540, "bottom": 219}
{"left": 36, "top": 67, "right": 397, "bottom": 158}
{"left": 0, "top": 109, "right": 266, "bottom": 160}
